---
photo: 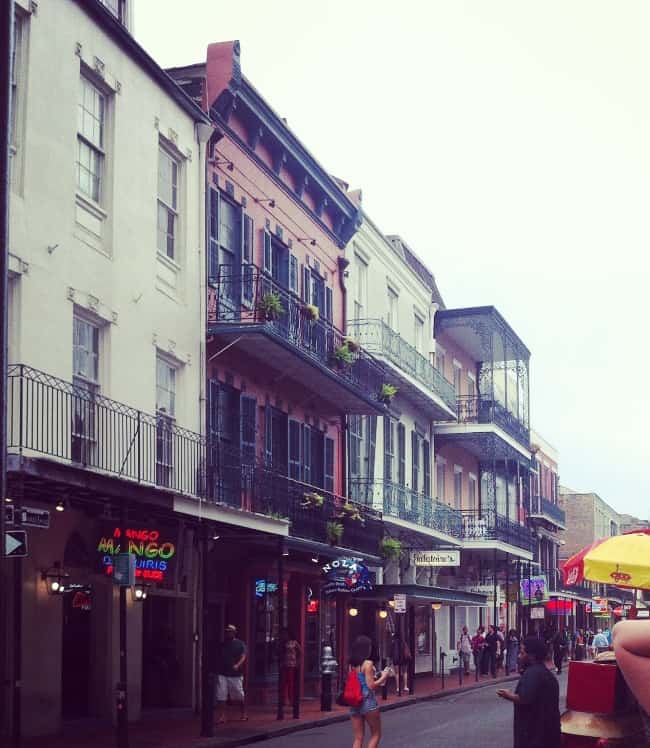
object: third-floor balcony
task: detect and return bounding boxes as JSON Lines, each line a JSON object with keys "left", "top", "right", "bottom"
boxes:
{"left": 455, "top": 395, "right": 530, "bottom": 451}
{"left": 460, "top": 510, "right": 534, "bottom": 555}
{"left": 208, "top": 266, "right": 388, "bottom": 415}
{"left": 526, "top": 495, "right": 566, "bottom": 529}
{"left": 347, "top": 319, "right": 457, "bottom": 421}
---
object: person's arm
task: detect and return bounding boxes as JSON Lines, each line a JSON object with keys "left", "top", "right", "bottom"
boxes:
{"left": 233, "top": 643, "right": 247, "bottom": 672}
{"left": 613, "top": 621, "right": 650, "bottom": 714}
{"left": 364, "top": 660, "right": 389, "bottom": 691}
{"left": 497, "top": 689, "right": 523, "bottom": 704}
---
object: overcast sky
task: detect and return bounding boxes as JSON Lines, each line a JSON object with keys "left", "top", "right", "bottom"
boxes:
{"left": 135, "top": 1, "right": 649, "bottom": 519}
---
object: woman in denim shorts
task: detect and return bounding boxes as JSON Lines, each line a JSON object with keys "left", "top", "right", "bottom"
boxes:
{"left": 348, "top": 635, "right": 391, "bottom": 748}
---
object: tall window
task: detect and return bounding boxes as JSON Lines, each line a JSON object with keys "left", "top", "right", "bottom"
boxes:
{"left": 436, "top": 459, "right": 446, "bottom": 503}
{"left": 453, "top": 467, "right": 463, "bottom": 509}
{"left": 72, "top": 316, "right": 100, "bottom": 464}
{"left": 387, "top": 288, "right": 398, "bottom": 331}
{"left": 467, "top": 373, "right": 476, "bottom": 399}
{"left": 435, "top": 347, "right": 446, "bottom": 379}
{"left": 423, "top": 440, "right": 431, "bottom": 497}
{"left": 77, "top": 77, "right": 106, "bottom": 203}
{"left": 383, "top": 417, "right": 395, "bottom": 482}
{"left": 453, "top": 363, "right": 462, "bottom": 395}
{"left": 156, "top": 357, "right": 176, "bottom": 487}
{"left": 157, "top": 147, "right": 179, "bottom": 260}
{"left": 468, "top": 473, "right": 477, "bottom": 512}
{"left": 349, "top": 415, "right": 363, "bottom": 499}
{"left": 99, "top": 0, "right": 126, "bottom": 22}
{"left": 414, "top": 314, "right": 424, "bottom": 354}
{"left": 353, "top": 254, "right": 368, "bottom": 319}
{"left": 397, "top": 423, "right": 406, "bottom": 486}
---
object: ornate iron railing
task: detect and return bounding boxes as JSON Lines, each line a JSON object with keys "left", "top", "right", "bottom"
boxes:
{"left": 349, "top": 479, "right": 463, "bottom": 537}
{"left": 459, "top": 509, "right": 533, "bottom": 552}
{"left": 213, "top": 451, "right": 382, "bottom": 555}
{"left": 208, "top": 266, "right": 387, "bottom": 403}
{"left": 456, "top": 395, "right": 529, "bottom": 447}
{"left": 7, "top": 365, "right": 382, "bottom": 552}
{"left": 347, "top": 319, "right": 456, "bottom": 410}
{"left": 527, "top": 495, "right": 566, "bottom": 527}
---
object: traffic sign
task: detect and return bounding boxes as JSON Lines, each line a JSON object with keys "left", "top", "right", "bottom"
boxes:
{"left": 5, "top": 530, "right": 28, "bottom": 558}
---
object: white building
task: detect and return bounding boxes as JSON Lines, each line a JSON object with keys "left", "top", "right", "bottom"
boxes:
{"left": 6, "top": 0, "right": 212, "bottom": 735}
{"left": 344, "top": 198, "right": 487, "bottom": 675}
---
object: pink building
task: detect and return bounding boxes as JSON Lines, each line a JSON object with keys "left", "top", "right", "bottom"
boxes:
{"left": 169, "top": 42, "right": 390, "bottom": 706}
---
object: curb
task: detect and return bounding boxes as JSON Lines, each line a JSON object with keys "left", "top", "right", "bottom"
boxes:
{"left": 201, "top": 674, "right": 520, "bottom": 747}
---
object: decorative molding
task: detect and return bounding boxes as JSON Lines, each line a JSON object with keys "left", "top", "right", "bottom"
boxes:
{"left": 29, "top": 0, "right": 38, "bottom": 14}
{"left": 111, "top": 311, "right": 118, "bottom": 324}
{"left": 272, "top": 150, "right": 287, "bottom": 175}
{"left": 167, "top": 128, "right": 179, "bottom": 145}
{"left": 152, "top": 333, "right": 159, "bottom": 347}
{"left": 154, "top": 117, "right": 160, "bottom": 130}
{"left": 67, "top": 287, "right": 75, "bottom": 302}
{"left": 93, "top": 56, "right": 105, "bottom": 78}
{"left": 249, "top": 126, "right": 263, "bottom": 150}
{"left": 87, "top": 294, "right": 99, "bottom": 312}
{"left": 75, "top": 42, "right": 83, "bottom": 58}
{"left": 185, "top": 147, "right": 193, "bottom": 162}
{"left": 295, "top": 173, "right": 309, "bottom": 200}
{"left": 115, "top": 80, "right": 122, "bottom": 94}
{"left": 315, "top": 194, "right": 328, "bottom": 218}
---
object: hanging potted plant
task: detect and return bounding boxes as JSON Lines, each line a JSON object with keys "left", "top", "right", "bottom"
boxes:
{"left": 379, "top": 537, "right": 402, "bottom": 562}
{"left": 302, "top": 303, "right": 320, "bottom": 322}
{"left": 337, "top": 501, "right": 365, "bottom": 525}
{"left": 326, "top": 521, "right": 344, "bottom": 546}
{"left": 331, "top": 343, "right": 354, "bottom": 370}
{"left": 301, "top": 491, "right": 325, "bottom": 509}
{"left": 256, "top": 292, "right": 285, "bottom": 321}
{"left": 343, "top": 337, "right": 360, "bottom": 353}
{"left": 378, "top": 383, "right": 398, "bottom": 404}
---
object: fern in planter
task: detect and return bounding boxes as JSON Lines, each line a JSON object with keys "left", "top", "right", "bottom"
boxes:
{"left": 379, "top": 537, "right": 402, "bottom": 561}
{"left": 301, "top": 491, "right": 325, "bottom": 509}
{"left": 331, "top": 343, "right": 354, "bottom": 369}
{"left": 302, "top": 304, "right": 320, "bottom": 322}
{"left": 256, "top": 292, "right": 285, "bottom": 321}
{"left": 326, "top": 521, "right": 344, "bottom": 546}
{"left": 337, "top": 502, "right": 365, "bottom": 525}
{"left": 378, "top": 383, "right": 398, "bottom": 404}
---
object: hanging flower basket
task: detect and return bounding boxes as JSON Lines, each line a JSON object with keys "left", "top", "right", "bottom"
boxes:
{"left": 331, "top": 343, "right": 354, "bottom": 369}
{"left": 337, "top": 502, "right": 365, "bottom": 525}
{"left": 343, "top": 337, "right": 360, "bottom": 353}
{"left": 301, "top": 491, "right": 325, "bottom": 509}
{"left": 302, "top": 304, "right": 320, "bottom": 322}
{"left": 378, "top": 383, "right": 398, "bottom": 404}
{"left": 379, "top": 537, "right": 402, "bottom": 561}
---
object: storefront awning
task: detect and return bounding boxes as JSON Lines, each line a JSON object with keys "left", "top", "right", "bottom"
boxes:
{"left": 353, "top": 583, "right": 488, "bottom": 606}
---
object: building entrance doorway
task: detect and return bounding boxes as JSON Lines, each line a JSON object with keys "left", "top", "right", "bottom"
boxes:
{"left": 142, "top": 595, "right": 181, "bottom": 708}
{"left": 61, "top": 586, "right": 93, "bottom": 719}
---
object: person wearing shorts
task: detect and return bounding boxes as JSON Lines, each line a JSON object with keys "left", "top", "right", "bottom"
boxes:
{"left": 215, "top": 624, "right": 247, "bottom": 725}
{"left": 348, "top": 635, "right": 391, "bottom": 748}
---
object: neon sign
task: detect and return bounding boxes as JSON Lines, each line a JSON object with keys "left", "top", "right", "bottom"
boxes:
{"left": 255, "top": 579, "right": 279, "bottom": 598}
{"left": 97, "top": 527, "right": 176, "bottom": 582}
{"left": 322, "top": 557, "right": 372, "bottom": 595}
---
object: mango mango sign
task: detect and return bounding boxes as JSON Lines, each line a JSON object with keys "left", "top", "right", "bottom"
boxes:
{"left": 97, "top": 527, "right": 176, "bottom": 582}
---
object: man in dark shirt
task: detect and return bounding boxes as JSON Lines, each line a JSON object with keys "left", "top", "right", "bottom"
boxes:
{"left": 215, "top": 624, "right": 247, "bottom": 725}
{"left": 497, "top": 636, "right": 561, "bottom": 748}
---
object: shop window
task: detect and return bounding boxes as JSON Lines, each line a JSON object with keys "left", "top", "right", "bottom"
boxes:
{"left": 252, "top": 578, "right": 280, "bottom": 682}
{"left": 415, "top": 605, "right": 430, "bottom": 655}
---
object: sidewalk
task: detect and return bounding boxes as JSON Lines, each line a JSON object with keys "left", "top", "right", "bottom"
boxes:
{"left": 21, "top": 670, "right": 519, "bottom": 748}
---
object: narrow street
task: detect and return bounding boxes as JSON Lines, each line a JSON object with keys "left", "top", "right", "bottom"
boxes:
{"left": 263, "top": 673, "right": 568, "bottom": 748}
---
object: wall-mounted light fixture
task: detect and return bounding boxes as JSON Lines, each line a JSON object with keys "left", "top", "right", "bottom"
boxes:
{"left": 42, "top": 562, "right": 69, "bottom": 595}
{"left": 281, "top": 539, "right": 289, "bottom": 557}
{"left": 431, "top": 602, "right": 442, "bottom": 611}
{"left": 378, "top": 608, "right": 388, "bottom": 619}
{"left": 132, "top": 583, "right": 149, "bottom": 602}
{"left": 297, "top": 237, "right": 317, "bottom": 247}
{"left": 388, "top": 600, "right": 396, "bottom": 609}
{"left": 255, "top": 197, "right": 276, "bottom": 208}
{"left": 211, "top": 158, "right": 234, "bottom": 171}
{"left": 55, "top": 499, "right": 66, "bottom": 513}
{"left": 348, "top": 607, "right": 359, "bottom": 617}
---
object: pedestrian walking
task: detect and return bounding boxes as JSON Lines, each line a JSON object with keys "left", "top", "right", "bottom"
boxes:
{"left": 485, "top": 624, "right": 499, "bottom": 678}
{"left": 506, "top": 629, "right": 520, "bottom": 674}
{"left": 390, "top": 632, "right": 412, "bottom": 693}
{"left": 215, "top": 624, "right": 247, "bottom": 725}
{"left": 497, "top": 636, "right": 561, "bottom": 748}
{"left": 574, "top": 629, "right": 585, "bottom": 661}
{"left": 278, "top": 627, "right": 302, "bottom": 706}
{"left": 592, "top": 629, "right": 609, "bottom": 655}
{"left": 457, "top": 626, "right": 472, "bottom": 676}
{"left": 471, "top": 626, "right": 486, "bottom": 675}
{"left": 347, "top": 635, "right": 391, "bottom": 748}
{"left": 552, "top": 628, "right": 567, "bottom": 675}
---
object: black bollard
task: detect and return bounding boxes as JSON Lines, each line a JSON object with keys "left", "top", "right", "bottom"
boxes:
{"left": 293, "top": 667, "right": 300, "bottom": 719}
{"left": 320, "top": 671, "right": 332, "bottom": 712}
{"left": 440, "top": 649, "right": 446, "bottom": 690}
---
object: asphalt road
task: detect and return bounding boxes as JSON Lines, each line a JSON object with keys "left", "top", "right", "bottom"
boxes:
{"left": 263, "top": 672, "right": 568, "bottom": 748}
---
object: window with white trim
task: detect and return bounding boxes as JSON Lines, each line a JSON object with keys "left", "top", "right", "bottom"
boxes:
{"left": 453, "top": 362, "right": 462, "bottom": 395}
{"left": 353, "top": 253, "right": 367, "bottom": 319}
{"left": 435, "top": 347, "right": 446, "bottom": 379}
{"left": 156, "top": 356, "right": 176, "bottom": 487}
{"left": 414, "top": 314, "right": 424, "bottom": 354}
{"left": 387, "top": 287, "right": 398, "bottom": 331}
{"left": 157, "top": 147, "right": 180, "bottom": 260}
{"left": 436, "top": 459, "right": 446, "bottom": 504}
{"left": 468, "top": 473, "right": 477, "bottom": 512}
{"left": 467, "top": 373, "right": 476, "bottom": 399}
{"left": 77, "top": 76, "right": 106, "bottom": 203}
{"left": 72, "top": 316, "right": 100, "bottom": 464}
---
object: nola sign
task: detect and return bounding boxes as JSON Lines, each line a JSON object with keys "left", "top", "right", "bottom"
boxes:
{"left": 322, "top": 557, "right": 372, "bottom": 595}
{"left": 413, "top": 550, "right": 460, "bottom": 567}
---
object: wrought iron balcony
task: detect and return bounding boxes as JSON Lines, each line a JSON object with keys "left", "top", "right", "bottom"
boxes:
{"left": 349, "top": 479, "right": 463, "bottom": 539}
{"left": 347, "top": 319, "right": 457, "bottom": 419}
{"left": 456, "top": 395, "right": 530, "bottom": 449}
{"left": 526, "top": 495, "right": 566, "bottom": 529}
{"left": 6, "top": 365, "right": 382, "bottom": 554}
{"left": 212, "top": 455, "right": 382, "bottom": 556}
{"left": 207, "top": 266, "right": 388, "bottom": 414}
{"left": 7, "top": 364, "right": 205, "bottom": 497}
{"left": 460, "top": 510, "right": 533, "bottom": 553}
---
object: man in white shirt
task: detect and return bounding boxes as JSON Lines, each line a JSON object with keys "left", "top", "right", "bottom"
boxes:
{"left": 592, "top": 629, "right": 609, "bottom": 654}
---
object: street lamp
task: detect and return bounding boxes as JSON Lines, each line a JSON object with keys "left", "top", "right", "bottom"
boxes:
{"left": 42, "top": 562, "right": 69, "bottom": 595}
{"left": 132, "top": 583, "right": 149, "bottom": 602}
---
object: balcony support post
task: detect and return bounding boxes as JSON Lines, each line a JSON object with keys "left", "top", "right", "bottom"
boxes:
{"left": 200, "top": 524, "right": 214, "bottom": 738}
{"left": 276, "top": 536, "right": 284, "bottom": 721}
{"left": 493, "top": 548, "right": 498, "bottom": 627}
{"left": 116, "top": 495, "right": 130, "bottom": 748}
{"left": 505, "top": 553, "right": 510, "bottom": 664}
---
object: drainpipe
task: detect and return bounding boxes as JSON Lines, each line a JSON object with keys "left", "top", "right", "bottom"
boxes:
{"left": 337, "top": 256, "right": 350, "bottom": 498}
